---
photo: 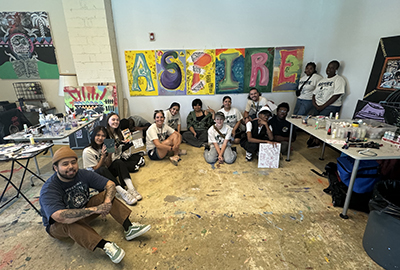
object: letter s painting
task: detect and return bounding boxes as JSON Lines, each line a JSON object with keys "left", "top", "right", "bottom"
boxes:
{"left": 155, "top": 50, "right": 186, "bottom": 96}
{"left": 243, "top": 47, "right": 274, "bottom": 93}
{"left": 272, "top": 46, "right": 304, "bottom": 92}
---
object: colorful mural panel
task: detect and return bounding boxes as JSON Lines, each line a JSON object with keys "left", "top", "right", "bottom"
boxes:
{"left": 125, "top": 50, "right": 158, "bottom": 96}
{"left": 272, "top": 46, "right": 304, "bottom": 92}
{"left": 155, "top": 50, "right": 186, "bottom": 96}
{"left": 0, "top": 12, "right": 59, "bottom": 79}
{"left": 243, "top": 47, "right": 274, "bottom": 93}
{"left": 63, "top": 85, "right": 118, "bottom": 115}
{"left": 215, "top": 48, "right": 245, "bottom": 94}
{"left": 186, "top": 49, "right": 215, "bottom": 95}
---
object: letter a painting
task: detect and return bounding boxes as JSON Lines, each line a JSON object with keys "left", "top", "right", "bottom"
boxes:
{"left": 186, "top": 49, "right": 215, "bottom": 95}
{"left": 156, "top": 50, "right": 186, "bottom": 96}
{"left": 272, "top": 46, "right": 304, "bottom": 92}
{"left": 215, "top": 48, "right": 245, "bottom": 94}
{"left": 125, "top": 50, "right": 158, "bottom": 96}
{"left": 243, "top": 47, "right": 274, "bottom": 93}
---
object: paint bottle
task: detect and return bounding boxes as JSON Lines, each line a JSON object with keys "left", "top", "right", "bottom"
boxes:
{"left": 315, "top": 120, "right": 319, "bottom": 130}
{"left": 29, "top": 135, "right": 35, "bottom": 145}
{"left": 24, "top": 124, "right": 28, "bottom": 133}
{"left": 329, "top": 112, "right": 333, "bottom": 119}
{"left": 332, "top": 129, "right": 337, "bottom": 139}
{"left": 335, "top": 112, "right": 339, "bottom": 120}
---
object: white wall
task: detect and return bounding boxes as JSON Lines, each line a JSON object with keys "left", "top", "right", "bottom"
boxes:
{"left": 111, "top": 0, "right": 400, "bottom": 128}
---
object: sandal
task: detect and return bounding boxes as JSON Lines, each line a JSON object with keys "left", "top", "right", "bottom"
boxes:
{"left": 179, "top": 149, "right": 187, "bottom": 155}
{"left": 169, "top": 156, "right": 179, "bottom": 166}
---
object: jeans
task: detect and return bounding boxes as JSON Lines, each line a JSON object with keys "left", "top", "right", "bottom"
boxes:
{"left": 312, "top": 106, "right": 341, "bottom": 117}
{"left": 293, "top": 99, "right": 313, "bottom": 116}
{"left": 182, "top": 130, "right": 208, "bottom": 147}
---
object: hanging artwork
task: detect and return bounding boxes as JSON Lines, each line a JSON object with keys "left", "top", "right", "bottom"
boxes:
{"left": 243, "top": 47, "right": 274, "bottom": 93}
{"left": 155, "top": 50, "right": 186, "bottom": 96}
{"left": 215, "top": 48, "right": 245, "bottom": 94}
{"left": 186, "top": 49, "right": 215, "bottom": 95}
{"left": 0, "top": 12, "right": 59, "bottom": 79}
{"left": 63, "top": 85, "right": 118, "bottom": 115}
{"left": 272, "top": 46, "right": 304, "bottom": 92}
{"left": 125, "top": 50, "right": 158, "bottom": 96}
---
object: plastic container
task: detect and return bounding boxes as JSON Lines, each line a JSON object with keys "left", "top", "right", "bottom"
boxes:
{"left": 359, "top": 119, "right": 398, "bottom": 139}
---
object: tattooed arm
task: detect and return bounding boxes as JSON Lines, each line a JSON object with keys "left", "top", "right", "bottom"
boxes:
{"left": 51, "top": 181, "right": 116, "bottom": 224}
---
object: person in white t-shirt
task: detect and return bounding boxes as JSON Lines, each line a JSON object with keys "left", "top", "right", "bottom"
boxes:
{"left": 164, "top": 102, "right": 181, "bottom": 133}
{"left": 243, "top": 88, "right": 269, "bottom": 121}
{"left": 312, "top": 60, "right": 346, "bottom": 116}
{"left": 218, "top": 96, "right": 243, "bottom": 144}
{"left": 293, "top": 62, "right": 323, "bottom": 116}
{"left": 82, "top": 126, "right": 141, "bottom": 205}
{"left": 146, "top": 110, "right": 186, "bottom": 166}
{"left": 204, "top": 112, "right": 237, "bottom": 164}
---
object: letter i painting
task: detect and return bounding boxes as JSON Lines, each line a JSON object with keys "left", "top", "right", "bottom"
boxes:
{"left": 215, "top": 48, "right": 245, "bottom": 94}
{"left": 156, "top": 50, "right": 186, "bottom": 96}
{"left": 272, "top": 46, "right": 304, "bottom": 92}
{"left": 125, "top": 50, "right": 158, "bottom": 96}
{"left": 243, "top": 47, "right": 274, "bottom": 93}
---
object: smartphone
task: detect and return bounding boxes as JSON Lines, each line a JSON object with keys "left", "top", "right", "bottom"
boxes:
{"left": 104, "top": 139, "right": 115, "bottom": 153}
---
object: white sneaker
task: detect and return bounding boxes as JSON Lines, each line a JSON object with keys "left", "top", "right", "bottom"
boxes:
{"left": 118, "top": 188, "right": 137, "bottom": 205}
{"left": 129, "top": 187, "right": 142, "bottom": 201}
{"left": 103, "top": 242, "right": 125, "bottom": 263}
{"left": 245, "top": 151, "right": 253, "bottom": 162}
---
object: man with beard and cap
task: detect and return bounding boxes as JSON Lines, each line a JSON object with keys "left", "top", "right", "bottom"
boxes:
{"left": 39, "top": 146, "right": 151, "bottom": 264}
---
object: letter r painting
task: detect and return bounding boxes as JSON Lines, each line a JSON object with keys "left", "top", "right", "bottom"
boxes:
{"left": 243, "top": 47, "right": 275, "bottom": 93}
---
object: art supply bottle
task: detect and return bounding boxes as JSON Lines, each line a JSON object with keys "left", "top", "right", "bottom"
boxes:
{"left": 327, "top": 125, "right": 332, "bottom": 135}
{"left": 23, "top": 124, "right": 28, "bottom": 133}
{"left": 29, "top": 135, "right": 35, "bottom": 145}
{"left": 332, "top": 128, "right": 337, "bottom": 139}
{"left": 315, "top": 120, "right": 319, "bottom": 130}
{"left": 335, "top": 112, "right": 339, "bottom": 120}
{"left": 39, "top": 109, "right": 46, "bottom": 125}
{"left": 329, "top": 112, "right": 333, "bottom": 119}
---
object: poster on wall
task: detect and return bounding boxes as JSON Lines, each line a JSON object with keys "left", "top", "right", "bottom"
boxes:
{"left": 63, "top": 85, "right": 118, "bottom": 115}
{"left": 186, "top": 49, "right": 215, "bottom": 95}
{"left": 0, "top": 11, "right": 59, "bottom": 79}
{"left": 155, "top": 50, "right": 186, "bottom": 96}
{"left": 272, "top": 46, "right": 304, "bottom": 92}
{"left": 215, "top": 48, "right": 245, "bottom": 94}
{"left": 243, "top": 47, "right": 274, "bottom": 93}
{"left": 125, "top": 50, "right": 158, "bottom": 96}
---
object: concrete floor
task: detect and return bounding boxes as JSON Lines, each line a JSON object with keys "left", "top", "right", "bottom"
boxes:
{"left": 0, "top": 132, "right": 382, "bottom": 269}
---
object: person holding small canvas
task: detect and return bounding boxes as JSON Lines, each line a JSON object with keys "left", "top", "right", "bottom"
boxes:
{"left": 204, "top": 112, "right": 237, "bottom": 164}
{"left": 240, "top": 109, "right": 277, "bottom": 161}
{"left": 82, "top": 126, "right": 142, "bottom": 205}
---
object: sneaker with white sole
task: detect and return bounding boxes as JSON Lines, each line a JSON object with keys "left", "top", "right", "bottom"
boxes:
{"left": 245, "top": 151, "right": 253, "bottom": 161}
{"left": 129, "top": 187, "right": 142, "bottom": 201}
{"left": 137, "top": 156, "right": 145, "bottom": 167}
{"left": 118, "top": 188, "right": 137, "bottom": 205}
{"left": 125, "top": 223, "right": 151, "bottom": 241}
{"left": 103, "top": 242, "right": 125, "bottom": 263}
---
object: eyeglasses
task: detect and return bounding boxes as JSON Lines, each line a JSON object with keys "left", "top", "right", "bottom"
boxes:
{"left": 278, "top": 109, "right": 288, "bottom": 113}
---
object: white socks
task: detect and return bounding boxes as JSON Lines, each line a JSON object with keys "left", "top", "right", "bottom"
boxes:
{"left": 124, "top": 178, "right": 134, "bottom": 190}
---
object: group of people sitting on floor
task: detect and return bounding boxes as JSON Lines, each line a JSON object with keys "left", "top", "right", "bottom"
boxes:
{"left": 38, "top": 59, "right": 345, "bottom": 264}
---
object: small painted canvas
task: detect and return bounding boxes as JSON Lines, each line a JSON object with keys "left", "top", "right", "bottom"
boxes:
{"left": 215, "top": 48, "right": 245, "bottom": 94}
{"left": 243, "top": 47, "right": 274, "bottom": 93}
{"left": 186, "top": 49, "right": 215, "bottom": 95}
{"left": 258, "top": 143, "right": 281, "bottom": 168}
{"left": 125, "top": 50, "right": 158, "bottom": 96}
{"left": 156, "top": 50, "right": 186, "bottom": 96}
{"left": 272, "top": 46, "right": 304, "bottom": 92}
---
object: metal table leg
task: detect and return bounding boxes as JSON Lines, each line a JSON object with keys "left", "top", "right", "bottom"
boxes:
{"left": 340, "top": 159, "right": 360, "bottom": 219}
{"left": 286, "top": 123, "right": 293, "bottom": 161}
{"left": 319, "top": 142, "right": 326, "bottom": 160}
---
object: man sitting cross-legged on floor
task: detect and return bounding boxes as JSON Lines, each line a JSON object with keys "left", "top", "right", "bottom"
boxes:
{"left": 39, "top": 146, "right": 151, "bottom": 264}
{"left": 240, "top": 109, "right": 277, "bottom": 161}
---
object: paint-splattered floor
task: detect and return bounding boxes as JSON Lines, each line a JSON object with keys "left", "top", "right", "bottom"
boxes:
{"left": 0, "top": 132, "right": 382, "bottom": 269}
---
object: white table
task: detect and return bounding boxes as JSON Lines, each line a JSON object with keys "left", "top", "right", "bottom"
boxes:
{"left": 286, "top": 118, "right": 400, "bottom": 219}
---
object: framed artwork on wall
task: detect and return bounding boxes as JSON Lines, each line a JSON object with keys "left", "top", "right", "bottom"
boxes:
{"left": 377, "top": 56, "right": 400, "bottom": 91}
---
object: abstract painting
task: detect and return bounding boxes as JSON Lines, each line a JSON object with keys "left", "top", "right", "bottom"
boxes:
{"left": 155, "top": 49, "right": 186, "bottom": 96}
{"left": 243, "top": 47, "right": 274, "bottom": 93}
{"left": 125, "top": 50, "right": 158, "bottom": 96}
{"left": 272, "top": 46, "right": 304, "bottom": 92}
{"left": 186, "top": 49, "right": 215, "bottom": 95}
{"left": 63, "top": 85, "right": 118, "bottom": 115}
{"left": 0, "top": 12, "right": 59, "bottom": 79}
{"left": 215, "top": 48, "right": 245, "bottom": 94}
{"left": 258, "top": 143, "right": 281, "bottom": 168}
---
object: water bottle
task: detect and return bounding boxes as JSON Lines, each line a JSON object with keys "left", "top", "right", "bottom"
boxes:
{"left": 39, "top": 108, "right": 46, "bottom": 125}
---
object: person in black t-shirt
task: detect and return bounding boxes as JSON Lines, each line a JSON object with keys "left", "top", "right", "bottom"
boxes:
{"left": 268, "top": 102, "right": 296, "bottom": 154}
